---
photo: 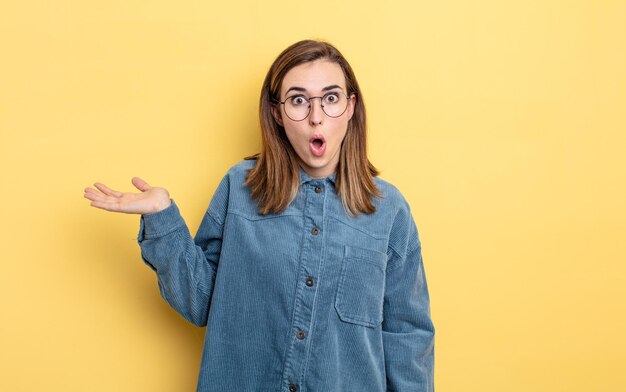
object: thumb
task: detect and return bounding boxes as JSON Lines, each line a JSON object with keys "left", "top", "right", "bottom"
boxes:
{"left": 131, "top": 177, "right": 151, "bottom": 192}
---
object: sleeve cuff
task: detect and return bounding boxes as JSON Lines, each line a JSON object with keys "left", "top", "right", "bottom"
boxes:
{"left": 137, "top": 199, "right": 184, "bottom": 241}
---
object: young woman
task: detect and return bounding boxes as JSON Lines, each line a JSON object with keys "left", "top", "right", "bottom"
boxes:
{"left": 84, "top": 40, "right": 435, "bottom": 392}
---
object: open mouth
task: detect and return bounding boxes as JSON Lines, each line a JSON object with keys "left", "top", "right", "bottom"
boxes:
{"left": 309, "top": 134, "right": 326, "bottom": 157}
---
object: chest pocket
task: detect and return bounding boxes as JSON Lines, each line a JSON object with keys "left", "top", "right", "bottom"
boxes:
{"left": 334, "top": 245, "right": 387, "bottom": 328}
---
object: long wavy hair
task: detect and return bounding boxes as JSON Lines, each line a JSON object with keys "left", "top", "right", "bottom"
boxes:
{"left": 245, "top": 39, "right": 380, "bottom": 216}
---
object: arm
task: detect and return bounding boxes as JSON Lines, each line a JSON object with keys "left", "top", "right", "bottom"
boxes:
{"left": 383, "top": 240, "right": 435, "bottom": 391}
{"left": 137, "top": 199, "right": 222, "bottom": 327}
{"left": 84, "top": 175, "right": 228, "bottom": 327}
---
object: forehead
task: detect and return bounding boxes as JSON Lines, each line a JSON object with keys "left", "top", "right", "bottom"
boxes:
{"left": 281, "top": 60, "right": 346, "bottom": 94}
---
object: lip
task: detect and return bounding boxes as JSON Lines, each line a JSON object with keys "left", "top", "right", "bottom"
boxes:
{"left": 309, "top": 133, "right": 326, "bottom": 157}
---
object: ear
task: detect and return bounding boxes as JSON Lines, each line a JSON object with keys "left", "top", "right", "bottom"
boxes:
{"left": 346, "top": 94, "right": 356, "bottom": 121}
{"left": 271, "top": 104, "right": 284, "bottom": 126}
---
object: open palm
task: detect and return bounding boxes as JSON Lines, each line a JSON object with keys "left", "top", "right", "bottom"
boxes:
{"left": 84, "top": 177, "right": 171, "bottom": 215}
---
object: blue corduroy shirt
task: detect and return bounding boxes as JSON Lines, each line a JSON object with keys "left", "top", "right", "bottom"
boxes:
{"left": 137, "top": 160, "right": 434, "bottom": 391}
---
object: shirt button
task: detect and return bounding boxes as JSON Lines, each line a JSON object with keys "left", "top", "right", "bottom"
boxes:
{"left": 315, "top": 185, "right": 323, "bottom": 193}
{"left": 311, "top": 227, "right": 319, "bottom": 235}
{"left": 289, "top": 384, "right": 298, "bottom": 392}
{"left": 305, "top": 276, "right": 314, "bottom": 287}
{"left": 296, "top": 330, "right": 306, "bottom": 340}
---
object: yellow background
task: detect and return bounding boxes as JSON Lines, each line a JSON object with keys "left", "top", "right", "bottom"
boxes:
{"left": 1, "top": 0, "right": 624, "bottom": 390}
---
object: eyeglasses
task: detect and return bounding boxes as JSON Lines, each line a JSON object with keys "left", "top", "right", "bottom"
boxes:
{"left": 276, "top": 91, "right": 351, "bottom": 122}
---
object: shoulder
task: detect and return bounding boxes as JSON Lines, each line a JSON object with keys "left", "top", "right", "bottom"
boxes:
{"left": 216, "top": 158, "right": 258, "bottom": 199}
{"left": 206, "top": 159, "right": 257, "bottom": 222}
{"left": 372, "top": 176, "right": 414, "bottom": 226}
{"left": 224, "top": 159, "right": 257, "bottom": 180}
{"left": 372, "top": 176, "right": 421, "bottom": 257}
{"left": 215, "top": 159, "right": 258, "bottom": 194}
{"left": 373, "top": 176, "right": 410, "bottom": 211}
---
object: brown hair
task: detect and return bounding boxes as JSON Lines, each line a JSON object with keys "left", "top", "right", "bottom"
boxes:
{"left": 245, "top": 39, "right": 380, "bottom": 216}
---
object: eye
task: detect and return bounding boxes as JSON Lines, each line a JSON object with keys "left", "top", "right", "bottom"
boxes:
{"left": 288, "top": 95, "right": 308, "bottom": 106}
{"left": 323, "top": 92, "right": 341, "bottom": 104}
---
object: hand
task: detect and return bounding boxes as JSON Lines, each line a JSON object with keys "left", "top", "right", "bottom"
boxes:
{"left": 84, "top": 177, "right": 171, "bottom": 215}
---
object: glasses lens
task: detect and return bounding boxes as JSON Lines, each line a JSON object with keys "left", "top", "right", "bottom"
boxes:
{"left": 321, "top": 92, "right": 348, "bottom": 118}
{"left": 284, "top": 96, "right": 310, "bottom": 121}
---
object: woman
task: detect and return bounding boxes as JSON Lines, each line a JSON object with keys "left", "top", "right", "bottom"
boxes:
{"left": 84, "top": 39, "right": 435, "bottom": 391}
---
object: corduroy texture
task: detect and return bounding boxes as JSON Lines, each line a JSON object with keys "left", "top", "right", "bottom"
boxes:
{"left": 138, "top": 160, "right": 434, "bottom": 391}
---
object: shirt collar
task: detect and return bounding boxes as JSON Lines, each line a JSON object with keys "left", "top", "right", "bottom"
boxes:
{"left": 298, "top": 166, "right": 336, "bottom": 186}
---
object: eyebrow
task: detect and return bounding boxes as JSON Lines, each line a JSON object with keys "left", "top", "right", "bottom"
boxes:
{"left": 285, "top": 84, "right": 344, "bottom": 95}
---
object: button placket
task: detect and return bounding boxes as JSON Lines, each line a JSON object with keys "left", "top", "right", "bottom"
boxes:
{"left": 281, "top": 180, "right": 325, "bottom": 389}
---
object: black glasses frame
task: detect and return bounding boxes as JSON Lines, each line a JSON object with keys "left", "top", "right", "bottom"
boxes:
{"left": 274, "top": 92, "right": 352, "bottom": 122}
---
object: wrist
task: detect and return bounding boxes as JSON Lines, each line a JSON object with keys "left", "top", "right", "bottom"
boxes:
{"left": 154, "top": 198, "right": 172, "bottom": 213}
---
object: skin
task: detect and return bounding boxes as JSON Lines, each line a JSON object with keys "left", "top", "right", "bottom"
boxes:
{"left": 272, "top": 59, "right": 355, "bottom": 179}
{"left": 84, "top": 59, "right": 354, "bottom": 214}
{"left": 83, "top": 177, "right": 171, "bottom": 214}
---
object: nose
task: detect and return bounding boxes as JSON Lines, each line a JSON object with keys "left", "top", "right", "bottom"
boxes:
{"left": 308, "top": 97, "right": 324, "bottom": 125}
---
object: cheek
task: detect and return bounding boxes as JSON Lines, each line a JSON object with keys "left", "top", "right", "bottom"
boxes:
{"left": 283, "top": 123, "right": 305, "bottom": 146}
{"left": 335, "top": 120, "right": 350, "bottom": 141}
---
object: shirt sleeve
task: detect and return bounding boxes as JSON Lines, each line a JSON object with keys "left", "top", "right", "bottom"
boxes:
{"left": 383, "top": 223, "right": 435, "bottom": 391}
{"left": 136, "top": 175, "right": 230, "bottom": 327}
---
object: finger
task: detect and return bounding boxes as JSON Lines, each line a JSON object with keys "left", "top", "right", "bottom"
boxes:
{"left": 94, "top": 182, "right": 123, "bottom": 198}
{"left": 84, "top": 189, "right": 118, "bottom": 203}
{"left": 84, "top": 191, "right": 112, "bottom": 203}
{"left": 89, "top": 200, "right": 124, "bottom": 213}
{"left": 84, "top": 192, "right": 98, "bottom": 202}
{"left": 132, "top": 177, "right": 151, "bottom": 192}
{"left": 84, "top": 187, "right": 105, "bottom": 196}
